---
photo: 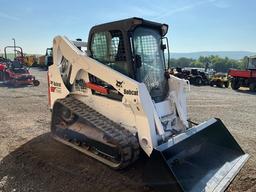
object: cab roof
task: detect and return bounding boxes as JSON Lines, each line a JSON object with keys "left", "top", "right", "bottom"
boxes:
{"left": 89, "top": 17, "right": 168, "bottom": 36}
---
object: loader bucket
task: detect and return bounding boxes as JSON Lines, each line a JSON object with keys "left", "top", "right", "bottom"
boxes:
{"left": 144, "top": 118, "right": 249, "bottom": 192}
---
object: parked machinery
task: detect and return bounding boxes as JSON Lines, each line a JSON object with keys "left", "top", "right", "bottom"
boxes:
{"left": 23, "top": 55, "right": 37, "bottom": 67}
{"left": 229, "top": 55, "right": 256, "bottom": 91}
{"left": 38, "top": 48, "right": 53, "bottom": 69}
{"left": 45, "top": 48, "right": 53, "bottom": 67}
{"left": 4, "top": 45, "right": 36, "bottom": 67}
{"left": 210, "top": 72, "right": 229, "bottom": 88}
{"left": 189, "top": 69, "right": 209, "bottom": 85}
{"left": 174, "top": 68, "right": 209, "bottom": 86}
{"left": 48, "top": 18, "right": 248, "bottom": 192}
{"left": 4, "top": 46, "right": 24, "bottom": 64}
{"left": 0, "top": 46, "right": 40, "bottom": 86}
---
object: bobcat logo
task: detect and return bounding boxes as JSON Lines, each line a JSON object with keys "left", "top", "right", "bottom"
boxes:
{"left": 116, "top": 80, "right": 123, "bottom": 88}
{"left": 124, "top": 89, "right": 138, "bottom": 95}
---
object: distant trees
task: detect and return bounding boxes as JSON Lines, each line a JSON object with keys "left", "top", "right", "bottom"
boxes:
{"left": 169, "top": 55, "right": 247, "bottom": 72}
{"left": 169, "top": 57, "right": 195, "bottom": 68}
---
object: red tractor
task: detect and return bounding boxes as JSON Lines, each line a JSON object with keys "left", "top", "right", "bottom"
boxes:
{"left": 228, "top": 55, "right": 256, "bottom": 91}
{"left": 0, "top": 46, "right": 40, "bottom": 86}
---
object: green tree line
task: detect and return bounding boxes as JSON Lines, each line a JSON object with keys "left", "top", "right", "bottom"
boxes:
{"left": 169, "top": 55, "right": 248, "bottom": 72}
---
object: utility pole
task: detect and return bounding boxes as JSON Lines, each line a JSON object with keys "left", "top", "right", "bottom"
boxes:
{"left": 12, "top": 38, "right": 16, "bottom": 58}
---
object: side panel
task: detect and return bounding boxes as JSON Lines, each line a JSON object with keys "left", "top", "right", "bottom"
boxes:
{"left": 252, "top": 70, "right": 256, "bottom": 78}
{"left": 48, "top": 63, "right": 69, "bottom": 109}
{"left": 228, "top": 69, "right": 251, "bottom": 78}
{"left": 77, "top": 94, "right": 137, "bottom": 133}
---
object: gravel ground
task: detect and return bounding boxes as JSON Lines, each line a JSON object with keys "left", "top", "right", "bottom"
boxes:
{"left": 0, "top": 68, "right": 255, "bottom": 192}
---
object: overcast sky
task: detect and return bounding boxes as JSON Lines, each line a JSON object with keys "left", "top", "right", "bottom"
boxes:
{"left": 0, "top": 0, "right": 255, "bottom": 54}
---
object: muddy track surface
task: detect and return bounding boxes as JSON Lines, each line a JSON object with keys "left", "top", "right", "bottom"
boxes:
{"left": 0, "top": 68, "right": 255, "bottom": 192}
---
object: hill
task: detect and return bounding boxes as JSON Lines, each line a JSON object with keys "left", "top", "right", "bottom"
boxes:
{"left": 170, "top": 51, "right": 256, "bottom": 60}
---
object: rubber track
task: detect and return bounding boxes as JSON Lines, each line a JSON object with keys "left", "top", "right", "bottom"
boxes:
{"left": 52, "top": 96, "right": 140, "bottom": 169}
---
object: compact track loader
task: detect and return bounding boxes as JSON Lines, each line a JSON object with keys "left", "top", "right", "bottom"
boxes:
{"left": 48, "top": 18, "right": 249, "bottom": 192}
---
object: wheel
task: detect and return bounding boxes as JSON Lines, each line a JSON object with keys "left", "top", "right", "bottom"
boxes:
{"left": 224, "top": 81, "right": 229, "bottom": 88}
{"left": 9, "top": 79, "right": 16, "bottom": 85}
{"left": 216, "top": 80, "right": 223, "bottom": 88}
{"left": 231, "top": 78, "right": 240, "bottom": 90}
{"left": 249, "top": 83, "right": 256, "bottom": 92}
{"left": 60, "top": 105, "right": 78, "bottom": 125}
{"left": 195, "top": 77, "right": 202, "bottom": 86}
{"left": 0, "top": 71, "right": 3, "bottom": 81}
{"left": 210, "top": 81, "right": 214, "bottom": 87}
{"left": 203, "top": 79, "right": 209, "bottom": 85}
{"left": 3, "top": 72, "right": 9, "bottom": 82}
{"left": 33, "top": 79, "right": 40, "bottom": 86}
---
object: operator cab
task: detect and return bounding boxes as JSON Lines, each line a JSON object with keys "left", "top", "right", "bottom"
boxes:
{"left": 45, "top": 48, "right": 53, "bottom": 67}
{"left": 248, "top": 56, "right": 256, "bottom": 70}
{"left": 88, "top": 17, "right": 170, "bottom": 102}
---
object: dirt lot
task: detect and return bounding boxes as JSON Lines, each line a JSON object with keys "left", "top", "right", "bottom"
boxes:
{"left": 0, "top": 68, "right": 255, "bottom": 192}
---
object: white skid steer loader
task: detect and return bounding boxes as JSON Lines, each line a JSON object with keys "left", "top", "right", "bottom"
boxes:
{"left": 48, "top": 17, "right": 249, "bottom": 192}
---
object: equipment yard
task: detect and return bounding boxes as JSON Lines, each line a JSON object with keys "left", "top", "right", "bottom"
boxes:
{"left": 0, "top": 68, "right": 255, "bottom": 192}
